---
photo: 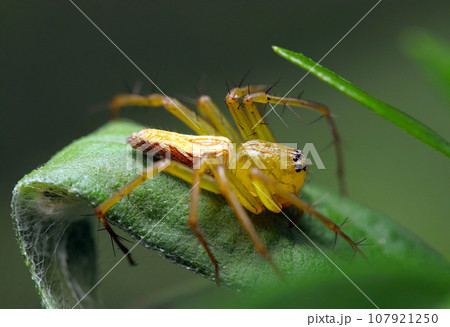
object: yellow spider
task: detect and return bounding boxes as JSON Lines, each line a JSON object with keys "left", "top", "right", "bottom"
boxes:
{"left": 95, "top": 84, "right": 363, "bottom": 285}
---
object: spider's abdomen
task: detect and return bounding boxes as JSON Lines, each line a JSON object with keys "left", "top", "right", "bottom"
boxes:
{"left": 128, "top": 128, "right": 232, "bottom": 169}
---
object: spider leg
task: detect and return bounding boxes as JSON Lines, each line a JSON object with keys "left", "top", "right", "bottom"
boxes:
{"left": 110, "top": 93, "right": 217, "bottom": 136}
{"left": 245, "top": 92, "right": 346, "bottom": 195}
{"left": 95, "top": 158, "right": 221, "bottom": 265}
{"left": 164, "top": 160, "right": 221, "bottom": 194}
{"left": 249, "top": 168, "right": 365, "bottom": 259}
{"left": 242, "top": 100, "right": 277, "bottom": 142}
{"left": 95, "top": 159, "right": 170, "bottom": 265}
{"left": 213, "top": 165, "right": 282, "bottom": 278}
{"left": 241, "top": 94, "right": 277, "bottom": 142}
{"left": 225, "top": 85, "right": 268, "bottom": 141}
{"left": 196, "top": 95, "right": 242, "bottom": 144}
{"left": 222, "top": 167, "right": 264, "bottom": 214}
{"left": 250, "top": 172, "right": 283, "bottom": 213}
{"left": 188, "top": 155, "right": 220, "bottom": 285}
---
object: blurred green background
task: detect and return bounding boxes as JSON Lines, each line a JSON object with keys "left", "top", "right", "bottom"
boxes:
{"left": 1, "top": 0, "right": 449, "bottom": 308}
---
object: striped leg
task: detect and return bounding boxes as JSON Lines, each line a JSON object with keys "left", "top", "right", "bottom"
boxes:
{"left": 245, "top": 92, "right": 346, "bottom": 194}
{"left": 110, "top": 93, "right": 217, "bottom": 136}
{"left": 250, "top": 168, "right": 365, "bottom": 258}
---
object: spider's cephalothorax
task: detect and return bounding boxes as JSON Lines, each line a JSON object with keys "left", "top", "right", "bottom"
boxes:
{"left": 96, "top": 85, "right": 363, "bottom": 285}
{"left": 234, "top": 140, "right": 308, "bottom": 212}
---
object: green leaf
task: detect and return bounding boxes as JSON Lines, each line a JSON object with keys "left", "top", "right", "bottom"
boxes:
{"left": 11, "top": 120, "right": 449, "bottom": 308}
{"left": 400, "top": 28, "right": 450, "bottom": 102}
{"left": 184, "top": 262, "right": 450, "bottom": 309}
{"left": 272, "top": 45, "right": 450, "bottom": 158}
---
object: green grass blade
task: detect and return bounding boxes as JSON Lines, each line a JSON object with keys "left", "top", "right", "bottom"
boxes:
{"left": 11, "top": 120, "right": 449, "bottom": 308}
{"left": 272, "top": 45, "right": 450, "bottom": 158}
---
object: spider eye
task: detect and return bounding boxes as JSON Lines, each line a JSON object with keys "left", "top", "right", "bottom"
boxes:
{"left": 295, "top": 164, "right": 306, "bottom": 172}
{"left": 293, "top": 149, "right": 302, "bottom": 162}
